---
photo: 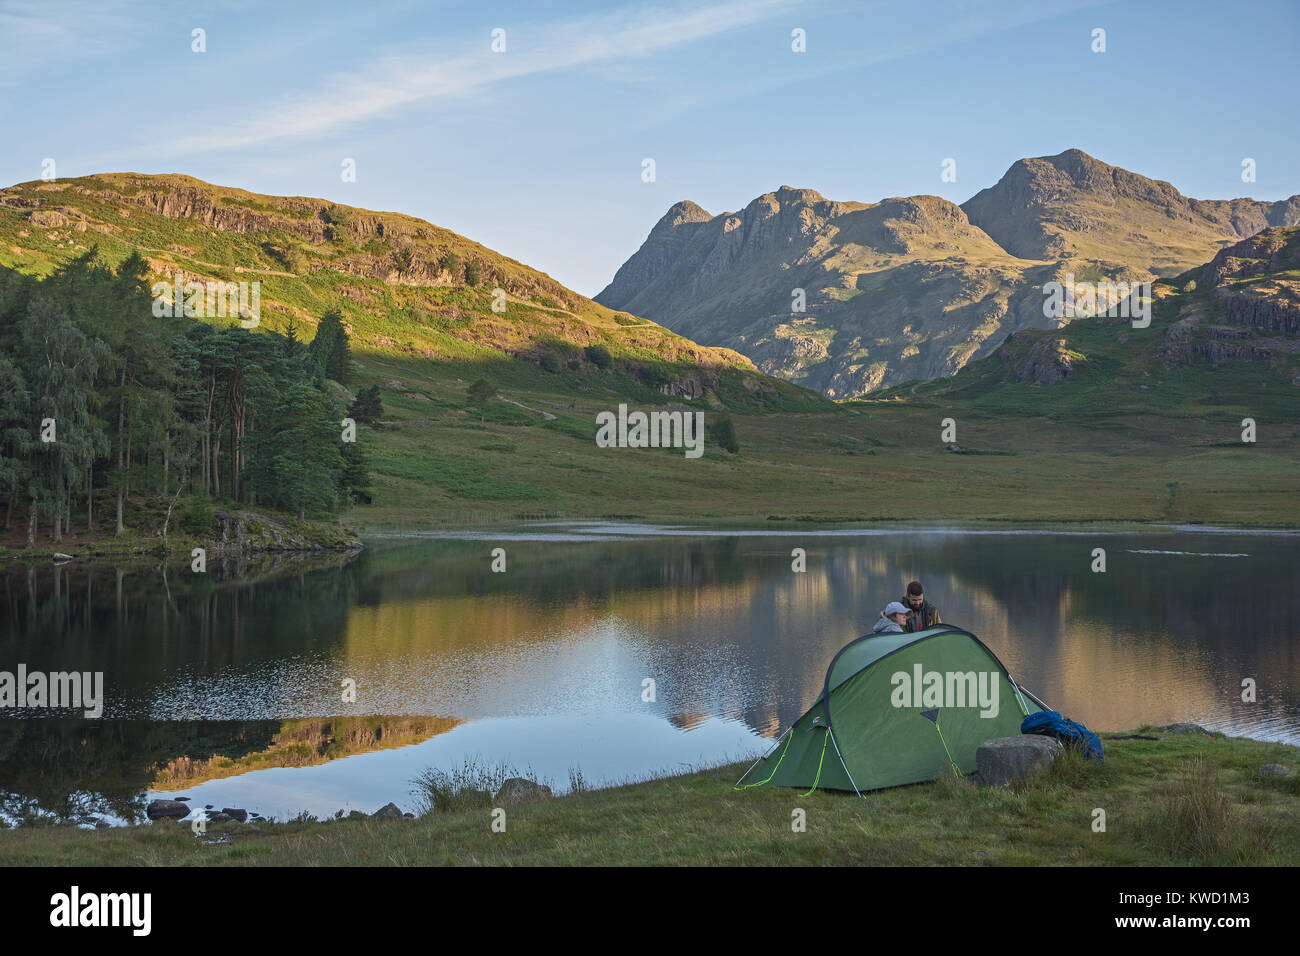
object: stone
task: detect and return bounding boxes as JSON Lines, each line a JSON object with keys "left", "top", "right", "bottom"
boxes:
{"left": 976, "top": 735, "right": 1062, "bottom": 786}
{"left": 221, "top": 808, "right": 248, "bottom": 822}
{"left": 493, "top": 778, "right": 553, "bottom": 805}
{"left": 146, "top": 799, "right": 190, "bottom": 820}
{"left": 347, "top": 810, "right": 366, "bottom": 819}
{"left": 207, "top": 812, "right": 234, "bottom": 823}
{"left": 1259, "top": 764, "right": 1295, "bottom": 777}
{"left": 1161, "top": 723, "right": 1213, "bottom": 736}
{"left": 52, "top": 553, "right": 74, "bottom": 563}
{"left": 370, "top": 802, "right": 405, "bottom": 821}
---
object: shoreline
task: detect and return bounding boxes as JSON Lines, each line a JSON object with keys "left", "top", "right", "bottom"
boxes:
{"left": 3, "top": 728, "right": 1297, "bottom": 865}
{"left": 353, "top": 517, "right": 1300, "bottom": 538}
{"left": 6, "top": 719, "right": 1297, "bottom": 834}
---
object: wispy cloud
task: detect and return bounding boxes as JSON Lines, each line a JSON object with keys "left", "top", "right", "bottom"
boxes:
{"left": 114, "top": 0, "right": 795, "bottom": 160}
{"left": 0, "top": 0, "right": 135, "bottom": 86}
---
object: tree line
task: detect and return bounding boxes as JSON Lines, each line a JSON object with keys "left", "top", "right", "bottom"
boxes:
{"left": 0, "top": 250, "right": 370, "bottom": 545}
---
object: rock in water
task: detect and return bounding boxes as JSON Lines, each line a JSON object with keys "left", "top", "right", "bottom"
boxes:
{"left": 370, "top": 802, "right": 405, "bottom": 820}
{"left": 493, "top": 778, "right": 554, "bottom": 804}
{"left": 976, "top": 736, "right": 1062, "bottom": 786}
{"left": 146, "top": 799, "right": 190, "bottom": 820}
{"left": 221, "top": 808, "right": 249, "bottom": 822}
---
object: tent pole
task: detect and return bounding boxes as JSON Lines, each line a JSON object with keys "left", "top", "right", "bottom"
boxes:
{"left": 735, "top": 724, "right": 792, "bottom": 787}
{"left": 1009, "top": 674, "right": 1030, "bottom": 716}
{"left": 827, "top": 728, "right": 863, "bottom": 799}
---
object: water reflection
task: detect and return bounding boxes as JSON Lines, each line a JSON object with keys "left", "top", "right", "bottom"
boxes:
{"left": 2, "top": 525, "right": 1297, "bottom": 820}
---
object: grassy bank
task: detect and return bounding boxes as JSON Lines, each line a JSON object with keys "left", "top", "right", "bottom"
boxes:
{"left": 0, "top": 506, "right": 362, "bottom": 561}
{"left": 3, "top": 730, "right": 1296, "bottom": 866}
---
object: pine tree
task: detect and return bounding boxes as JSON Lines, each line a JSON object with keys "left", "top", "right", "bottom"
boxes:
{"left": 0, "top": 355, "right": 32, "bottom": 530}
{"left": 347, "top": 385, "right": 383, "bottom": 424}
{"left": 341, "top": 440, "right": 372, "bottom": 505}
{"left": 467, "top": 378, "right": 494, "bottom": 423}
{"left": 21, "top": 299, "right": 110, "bottom": 541}
{"left": 309, "top": 310, "right": 352, "bottom": 384}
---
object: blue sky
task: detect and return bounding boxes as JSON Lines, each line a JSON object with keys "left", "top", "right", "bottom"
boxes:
{"left": 2, "top": 0, "right": 1297, "bottom": 296}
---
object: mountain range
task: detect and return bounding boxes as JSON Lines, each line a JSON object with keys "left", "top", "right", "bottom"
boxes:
{"left": 595, "top": 149, "right": 1300, "bottom": 397}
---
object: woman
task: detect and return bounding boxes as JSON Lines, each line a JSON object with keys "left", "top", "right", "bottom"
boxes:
{"left": 872, "top": 601, "right": 911, "bottom": 635}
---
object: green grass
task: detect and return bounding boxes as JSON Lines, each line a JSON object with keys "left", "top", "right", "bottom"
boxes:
{"left": 341, "top": 345, "right": 1300, "bottom": 529}
{"left": 2, "top": 731, "right": 1295, "bottom": 866}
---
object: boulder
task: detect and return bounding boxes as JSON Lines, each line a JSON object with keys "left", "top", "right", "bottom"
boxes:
{"left": 146, "top": 799, "right": 190, "bottom": 820}
{"left": 493, "top": 778, "right": 553, "bottom": 805}
{"left": 207, "top": 812, "right": 234, "bottom": 823}
{"left": 221, "top": 808, "right": 248, "bottom": 822}
{"left": 52, "top": 553, "right": 74, "bottom": 563}
{"left": 370, "top": 802, "right": 404, "bottom": 821}
{"left": 1259, "top": 764, "right": 1295, "bottom": 777}
{"left": 976, "top": 735, "right": 1062, "bottom": 786}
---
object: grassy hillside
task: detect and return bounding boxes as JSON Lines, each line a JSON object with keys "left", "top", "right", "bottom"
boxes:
{"left": 0, "top": 173, "right": 816, "bottom": 410}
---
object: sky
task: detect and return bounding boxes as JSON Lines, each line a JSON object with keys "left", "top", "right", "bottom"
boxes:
{"left": 2, "top": 0, "right": 1297, "bottom": 296}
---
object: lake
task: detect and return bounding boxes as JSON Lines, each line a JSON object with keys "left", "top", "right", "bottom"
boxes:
{"left": 2, "top": 523, "right": 1297, "bottom": 824}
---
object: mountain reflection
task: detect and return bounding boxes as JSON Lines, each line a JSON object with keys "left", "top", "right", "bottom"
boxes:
{"left": 1, "top": 527, "right": 1297, "bottom": 815}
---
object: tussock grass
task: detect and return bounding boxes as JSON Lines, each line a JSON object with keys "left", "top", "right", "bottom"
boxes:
{"left": 409, "top": 756, "right": 544, "bottom": 816}
{"left": 1140, "top": 756, "right": 1278, "bottom": 865}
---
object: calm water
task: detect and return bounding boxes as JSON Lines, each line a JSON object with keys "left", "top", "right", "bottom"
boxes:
{"left": 2, "top": 523, "right": 1297, "bottom": 823}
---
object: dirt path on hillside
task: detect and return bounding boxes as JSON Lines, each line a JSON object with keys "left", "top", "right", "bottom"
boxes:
{"left": 498, "top": 395, "right": 557, "bottom": 420}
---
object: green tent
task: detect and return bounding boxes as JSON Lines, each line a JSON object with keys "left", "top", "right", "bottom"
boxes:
{"left": 736, "top": 625, "right": 1049, "bottom": 795}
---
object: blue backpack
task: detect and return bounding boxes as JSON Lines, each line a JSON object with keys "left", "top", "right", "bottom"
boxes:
{"left": 1020, "top": 710, "right": 1104, "bottom": 762}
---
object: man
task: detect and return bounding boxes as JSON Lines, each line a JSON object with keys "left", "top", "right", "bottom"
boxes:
{"left": 872, "top": 601, "right": 911, "bottom": 635}
{"left": 900, "top": 581, "right": 941, "bottom": 632}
